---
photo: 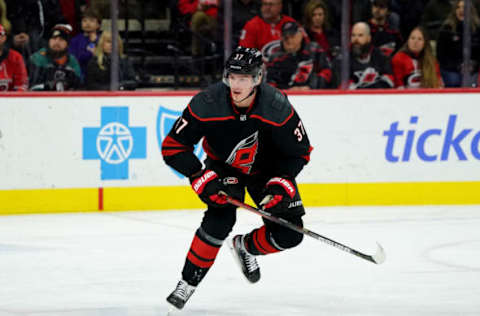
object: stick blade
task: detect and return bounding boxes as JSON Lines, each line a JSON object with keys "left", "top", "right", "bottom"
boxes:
{"left": 372, "top": 242, "right": 386, "bottom": 264}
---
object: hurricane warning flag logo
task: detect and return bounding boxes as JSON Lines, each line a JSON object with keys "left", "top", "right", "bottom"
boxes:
{"left": 157, "top": 105, "right": 205, "bottom": 178}
{"left": 83, "top": 107, "right": 147, "bottom": 180}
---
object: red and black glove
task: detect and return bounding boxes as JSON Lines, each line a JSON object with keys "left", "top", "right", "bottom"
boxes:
{"left": 260, "top": 177, "right": 296, "bottom": 215}
{"left": 190, "top": 169, "right": 228, "bottom": 207}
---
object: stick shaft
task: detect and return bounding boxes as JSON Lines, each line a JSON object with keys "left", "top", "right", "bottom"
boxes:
{"left": 226, "top": 196, "right": 382, "bottom": 264}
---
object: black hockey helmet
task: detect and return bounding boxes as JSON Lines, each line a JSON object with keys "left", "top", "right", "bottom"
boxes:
{"left": 223, "top": 46, "right": 263, "bottom": 86}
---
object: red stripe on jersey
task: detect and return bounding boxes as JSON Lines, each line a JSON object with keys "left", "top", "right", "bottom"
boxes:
{"left": 188, "top": 103, "right": 236, "bottom": 122}
{"left": 186, "top": 235, "right": 221, "bottom": 268}
{"left": 254, "top": 226, "right": 281, "bottom": 254}
{"left": 250, "top": 107, "right": 294, "bottom": 127}
{"left": 162, "top": 148, "right": 186, "bottom": 156}
{"left": 302, "top": 146, "right": 313, "bottom": 162}
{"left": 161, "top": 136, "right": 193, "bottom": 156}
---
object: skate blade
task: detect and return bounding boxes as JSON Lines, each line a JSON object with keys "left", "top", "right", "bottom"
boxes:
{"left": 166, "top": 305, "right": 179, "bottom": 315}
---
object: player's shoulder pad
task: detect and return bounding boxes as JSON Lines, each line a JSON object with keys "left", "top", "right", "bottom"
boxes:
{"left": 252, "top": 83, "right": 294, "bottom": 126}
{"left": 188, "top": 82, "right": 233, "bottom": 121}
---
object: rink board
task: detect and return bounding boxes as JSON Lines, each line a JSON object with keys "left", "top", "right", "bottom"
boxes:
{"left": 1, "top": 90, "right": 480, "bottom": 214}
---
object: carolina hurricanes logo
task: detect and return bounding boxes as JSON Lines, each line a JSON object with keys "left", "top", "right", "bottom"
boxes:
{"left": 353, "top": 67, "right": 380, "bottom": 88}
{"left": 379, "top": 42, "right": 396, "bottom": 57}
{"left": 262, "top": 39, "right": 281, "bottom": 61}
{"left": 405, "top": 59, "right": 421, "bottom": 88}
{"left": 0, "top": 65, "right": 12, "bottom": 91}
{"left": 271, "top": 28, "right": 281, "bottom": 38}
{"left": 0, "top": 80, "right": 8, "bottom": 91}
{"left": 291, "top": 60, "right": 314, "bottom": 85}
{"left": 406, "top": 71, "right": 421, "bottom": 88}
{"left": 226, "top": 131, "right": 259, "bottom": 174}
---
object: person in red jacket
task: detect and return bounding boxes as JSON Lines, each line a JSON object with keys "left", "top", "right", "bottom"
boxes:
{"left": 392, "top": 26, "right": 443, "bottom": 88}
{"left": 0, "top": 24, "right": 28, "bottom": 91}
{"left": 239, "top": 0, "right": 297, "bottom": 54}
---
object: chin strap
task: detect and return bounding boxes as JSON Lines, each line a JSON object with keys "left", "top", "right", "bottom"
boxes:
{"left": 235, "top": 86, "right": 256, "bottom": 104}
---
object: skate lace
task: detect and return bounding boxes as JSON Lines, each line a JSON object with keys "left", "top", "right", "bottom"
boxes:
{"left": 240, "top": 246, "right": 259, "bottom": 272}
{"left": 244, "top": 253, "right": 259, "bottom": 272}
{"left": 174, "top": 281, "right": 193, "bottom": 300}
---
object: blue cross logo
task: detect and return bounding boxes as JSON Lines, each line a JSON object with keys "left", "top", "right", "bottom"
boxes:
{"left": 83, "top": 107, "right": 147, "bottom": 180}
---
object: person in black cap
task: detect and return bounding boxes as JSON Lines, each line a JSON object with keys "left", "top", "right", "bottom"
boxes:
{"left": 28, "top": 24, "right": 82, "bottom": 91}
{"left": 264, "top": 21, "right": 332, "bottom": 89}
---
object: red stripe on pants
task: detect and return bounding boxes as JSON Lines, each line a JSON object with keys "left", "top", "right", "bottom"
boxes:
{"left": 253, "top": 226, "right": 280, "bottom": 254}
{"left": 186, "top": 235, "right": 220, "bottom": 268}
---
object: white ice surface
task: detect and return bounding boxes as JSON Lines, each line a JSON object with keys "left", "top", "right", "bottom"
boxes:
{"left": 1, "top": 205, "right": 480, "bottom": 316}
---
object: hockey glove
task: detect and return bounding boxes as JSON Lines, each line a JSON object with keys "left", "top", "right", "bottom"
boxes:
{"left": 190, "top": 169, "right": 228, "bottom": 207}
{"left": 260, "top": 177, "right": 296, "bottom": 215}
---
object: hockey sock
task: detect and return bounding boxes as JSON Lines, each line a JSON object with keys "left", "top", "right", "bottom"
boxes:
{"left": 182, "top": 228, "right": 222, "bottom": 286}
{"left": 244, "top": 225, "right": 282, "bottom": 255}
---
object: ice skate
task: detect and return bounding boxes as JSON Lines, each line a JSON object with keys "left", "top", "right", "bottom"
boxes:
{"left": 228, "top": 235, "right": 260, "bottom": 283}
{"left": 166, "top": 279, "right": 196, "bottom": 310}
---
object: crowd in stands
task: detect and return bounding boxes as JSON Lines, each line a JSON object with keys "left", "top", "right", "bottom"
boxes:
{"left": 0, "top": 0, "right": 479, "bottom": 91}
{"left": 0, "top": 0, "right": 137, "bottom": 91}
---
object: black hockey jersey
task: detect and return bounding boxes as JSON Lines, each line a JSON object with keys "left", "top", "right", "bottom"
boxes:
{"left": 264, "top": 40, "right": 332, "bottom": 89}
{"left": 348, "top": 46, "right": 394, "bottom": 89}
{"left": 162, "top": 82, "right": 312, "bottom": 179}
{"left": 368, "top": 20, "right": 403, "bottom": 57}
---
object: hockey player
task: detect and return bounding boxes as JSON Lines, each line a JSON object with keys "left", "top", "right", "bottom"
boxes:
{"left": 162, "top": 46, "right": 312, "bottom": 310}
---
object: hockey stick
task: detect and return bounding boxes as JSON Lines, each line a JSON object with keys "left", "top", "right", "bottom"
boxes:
{"left": 224, "top": 195, "right": 386, "bottom": 265}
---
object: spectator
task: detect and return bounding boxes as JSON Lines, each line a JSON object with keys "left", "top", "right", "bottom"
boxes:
{"left": 421, "top": 0, "right": 454, "bottom": 40}
{"left": 6, "top": 0, "right": 67, "bottom": 61}
{"left": 0, "top": 23, "right": 28, "bottom": 91}
{"left": 265, "top": 21, "right": 332, "bottom": 89}
{"left": 58, "top": 0, "right": 88, "bottom": 36}
{"left": 69, "top": 7, "right": 102, "bottom": 79}
{"left": 218, "top": 0, "right": 260, "bottom": 48}
{"left": 368, "top": 0, "right": 403, "bottom": 57}
{"left": 392, "top": 26, "right": 443, "bottom": 88}
{"left": 318, "top": 0, "right": 341, "bottom": 32}
{"left": 29, "top": 24, "right": 81, "bottom": 91}
{"left": 390, "top": 0, "right": 429, "bottom": 40}
{"left": 302, "top": 0, "right": 340, "bottom": 59}
{"left": 0, "top": 0, "right": 11, "bottom": 35}
{"left": 352, "top": 0, "right": 373, "bottom": 24}
{"left": 178, "top": 0, "right": 219, "bottom": 56}
{"left": 239, "top": 0, "right": 297, "bottom": 53}
{"left": 436, "top": 0, "right": 480, "bottom": 87}
{"left": 85, "top": 30, "right": 137, "bottom": 90}
{"left": 353, "top": 0, "right": 400, "bottom": 31}
{"left": 346, "top": 22, "right": 394, "bottom": 89}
